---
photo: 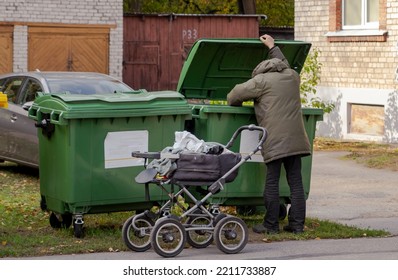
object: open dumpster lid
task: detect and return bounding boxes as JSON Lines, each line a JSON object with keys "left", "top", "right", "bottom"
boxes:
{"left": 177, "top": 38, "right": 311, "bottom": 100}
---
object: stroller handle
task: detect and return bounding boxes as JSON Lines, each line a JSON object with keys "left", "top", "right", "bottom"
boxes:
{"left": 225, "top": 124, "right": 267, "bottom": 153}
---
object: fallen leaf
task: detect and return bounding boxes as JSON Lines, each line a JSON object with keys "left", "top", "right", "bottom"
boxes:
{"left": 262, "top": 238, "right": 272, "bottom": 243}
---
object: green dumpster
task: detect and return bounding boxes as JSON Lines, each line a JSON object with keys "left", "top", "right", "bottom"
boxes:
{"left": 28, "top": 90, "right": 191, "bottom": 236}
{"left": 177, "top": 38, "right": 324, "bottom": 215}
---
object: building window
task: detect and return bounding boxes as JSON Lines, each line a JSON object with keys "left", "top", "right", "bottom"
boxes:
{"left": 343, "top": 0, "right": 379, "bottom": 29}
{"left": 349, "top": 103, "right": 384, "bottom": 136}
{"left": 327, "top": 0, "right": 387, "bottom": 42}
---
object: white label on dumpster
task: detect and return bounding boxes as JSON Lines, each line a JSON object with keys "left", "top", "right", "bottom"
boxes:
{"left": 239, "top": 130, "right": 264, "bottom": 162}
{"left": 104, "top": 130, "right": 148, "bottom": 169}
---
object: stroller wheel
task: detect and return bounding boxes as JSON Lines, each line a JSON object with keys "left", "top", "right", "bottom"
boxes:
{"left": 150, "top": 217, "right": 186, "bottom": 258}
{"left": 122, "top": 215, "right": 154, "bottom": 252}
{"left": 186, "top": 216, "right": 214, "bottom": 249}
{"left": 214, "top": 216, "right": 248, "bottom": 254}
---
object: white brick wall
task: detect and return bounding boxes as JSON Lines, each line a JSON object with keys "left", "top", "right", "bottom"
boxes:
{"left": 13, "top": 25, "right": 28, "bottom": 72}
{"left": 0, "top": 0, "right": 120, "bottom": 24}
{"left": 0, "top": 0, "right": 123, "bottom": 79}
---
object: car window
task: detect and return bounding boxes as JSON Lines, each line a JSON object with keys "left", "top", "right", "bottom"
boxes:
{"left": 20, "top": 79, "right": 43, "bottom": 104}
{"left": 49, "top": 81, "right": 97, "bottom": 95}
{"left": 0, "top": 78, "right": 6, "bottom": 91}
{"left": 2, "top": 77, "right": 24, "bottom": 103}
{"left": 96, "top": 80, "right": 134, "bottom": 93}
{"left": 47, "top": 78, "right": 133, "bottom": 95}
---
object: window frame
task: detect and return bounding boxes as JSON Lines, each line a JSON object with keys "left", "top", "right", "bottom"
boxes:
{"left": 327, "top": 0, "right": 387, "bottom": 42}
{"left": 342, "top": 0, "right": 379, "bottom": 30}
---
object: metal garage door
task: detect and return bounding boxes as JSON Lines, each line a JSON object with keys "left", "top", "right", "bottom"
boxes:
{"left": 0, "top": 26, "right": 13, "bottom": 74}
{"left": 28, "top": 26, "right": 109, "bottom": 73}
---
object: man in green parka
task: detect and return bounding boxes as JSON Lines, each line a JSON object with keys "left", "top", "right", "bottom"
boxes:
{"left": 227, "top": 34, "right": 311, "bottom": 234}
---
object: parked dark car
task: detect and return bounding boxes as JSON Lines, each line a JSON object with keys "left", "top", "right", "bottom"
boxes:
{"left": 0, "top": 71, "right": 134, "bottom": 168}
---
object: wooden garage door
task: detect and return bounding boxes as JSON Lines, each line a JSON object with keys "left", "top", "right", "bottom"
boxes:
{"left": 0, "top": 26, "right": 13, "bottom": 74}
{"left": 28, "top": 26, "right": 109, "bottom": 73}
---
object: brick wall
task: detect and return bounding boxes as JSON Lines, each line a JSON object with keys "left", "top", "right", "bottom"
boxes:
{"left": 295, "top": 0, "right": 398, "bottom": 143}
{"left": 13, "top": 25, "right": 28, "bottom": 73}
{"left": 0, "top": 0, "right": 123, "bottom": 78}
{"left": 295, "top": 0, "right": 398, "bottom": 90}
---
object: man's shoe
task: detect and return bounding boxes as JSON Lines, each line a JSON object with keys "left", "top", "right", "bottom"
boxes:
{"left": 252, "top": 224, "right": 279, "bottom": 234}
{"left": 283, "top": 225, "right": 304, "bottom": 234}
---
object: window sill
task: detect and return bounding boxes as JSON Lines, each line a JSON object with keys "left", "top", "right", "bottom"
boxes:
{"left": 325, "top": 30, "right": 388, "bottom": 42}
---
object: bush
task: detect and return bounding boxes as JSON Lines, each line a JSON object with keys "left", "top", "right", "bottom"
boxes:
{"left": 300, "top": 48, "right": 335, "bottom": 113}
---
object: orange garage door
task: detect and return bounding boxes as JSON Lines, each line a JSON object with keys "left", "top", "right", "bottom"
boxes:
{"left": 28, "top": 26, "right": 109, "bottom": 73}
{"left": 0, "top": 26, "right": 13, "bottom": 74}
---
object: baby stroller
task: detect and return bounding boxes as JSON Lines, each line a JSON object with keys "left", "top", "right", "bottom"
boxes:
{"left": 122, "top": 124, "right": 267, "bottom": 258}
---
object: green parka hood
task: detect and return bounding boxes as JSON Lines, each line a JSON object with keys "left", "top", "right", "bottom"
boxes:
{"left": 251, "top": 58, "right": 289, "bottom": 78}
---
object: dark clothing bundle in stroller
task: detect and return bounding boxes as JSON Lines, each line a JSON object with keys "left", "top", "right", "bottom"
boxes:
{"left": 122, "top": 125, "right": 267, "bottom": 258}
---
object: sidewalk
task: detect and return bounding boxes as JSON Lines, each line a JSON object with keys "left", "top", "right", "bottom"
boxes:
{"left": 308, "top": 151, "right": 398, "bottom": 235}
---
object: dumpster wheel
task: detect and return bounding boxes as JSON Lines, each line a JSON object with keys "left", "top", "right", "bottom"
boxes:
{"left": 73, "top": 215, "right": 84, "bottom": 238}
{"left": 236, "top": 206, "right": 257, "bottom": 216}
{"left": 279, "top": 203, "right": 287, "bottom": 221}
{"left": 49, "top": 212, "right": 73, "bottom": 229}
